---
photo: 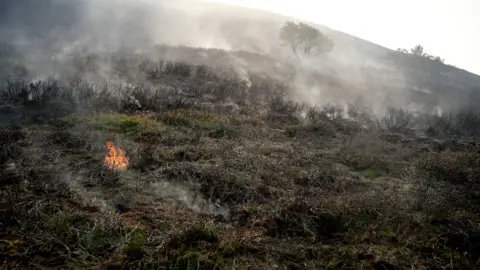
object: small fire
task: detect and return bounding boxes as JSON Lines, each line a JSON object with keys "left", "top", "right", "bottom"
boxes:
{"left": 104, "top": 141, "right": 129, "bottom": 171}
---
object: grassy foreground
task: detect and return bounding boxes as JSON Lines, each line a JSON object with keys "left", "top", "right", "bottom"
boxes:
{"left": 1, "top": 105, "right": 480, "bottom": 269}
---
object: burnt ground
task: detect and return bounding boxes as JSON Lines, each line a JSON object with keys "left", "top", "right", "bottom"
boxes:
{"left": 1, "top": 50, "right": 480, "bottom": 269}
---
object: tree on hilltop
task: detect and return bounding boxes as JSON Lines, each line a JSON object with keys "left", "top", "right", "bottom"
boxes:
{"left": 280, "top": 21, "right": 334, "bottom": 58}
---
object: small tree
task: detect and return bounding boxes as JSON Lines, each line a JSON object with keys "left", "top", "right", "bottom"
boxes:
{"left": 410, "top": 44, "right": 425, "bottom": 56}
{"left": 280, "top": 21, "right": 334, "bottom": 58}
{"left": 397, "top": 44, "right": 445, "bottom": 63}
{"left": 433, "top": 55, "right": 444, "bottom": 63}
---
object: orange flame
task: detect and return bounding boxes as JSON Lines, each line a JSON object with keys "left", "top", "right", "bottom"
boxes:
{"left": 104, "top": 141, "right": 129, "bottom": 171}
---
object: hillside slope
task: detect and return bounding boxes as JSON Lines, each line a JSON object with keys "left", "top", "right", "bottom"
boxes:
{"left": 1, "top": 0, "right": 479, "bottom": 113}
{"left": 1, "top": 57, "right": 480, "bottom": 269}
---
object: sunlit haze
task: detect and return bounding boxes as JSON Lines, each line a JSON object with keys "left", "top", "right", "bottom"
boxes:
{"left": 207, "top": 0, "right": 480, "bottom": 75}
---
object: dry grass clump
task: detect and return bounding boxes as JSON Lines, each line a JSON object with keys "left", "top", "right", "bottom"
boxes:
{"left": 418, "top": 150, "right": 480, "bottom": 185}
{"left": 338, "top": 132, "right": 410, "bottom": 176}
{"left": 0, "top": 126, "right": 25, "bottom": 165}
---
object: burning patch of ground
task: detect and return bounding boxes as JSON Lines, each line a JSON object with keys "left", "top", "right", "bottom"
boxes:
{"left": 104, "top": 141, "right": 130, "bottom": 172}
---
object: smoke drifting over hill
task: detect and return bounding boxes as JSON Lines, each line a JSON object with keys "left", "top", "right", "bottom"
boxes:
{"left": 1, "top": 0, "right": 479, "bottom": 116}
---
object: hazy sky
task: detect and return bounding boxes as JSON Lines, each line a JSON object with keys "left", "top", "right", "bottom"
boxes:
{"left": 208, "top": 0, "right": 479, "bottom": 75}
